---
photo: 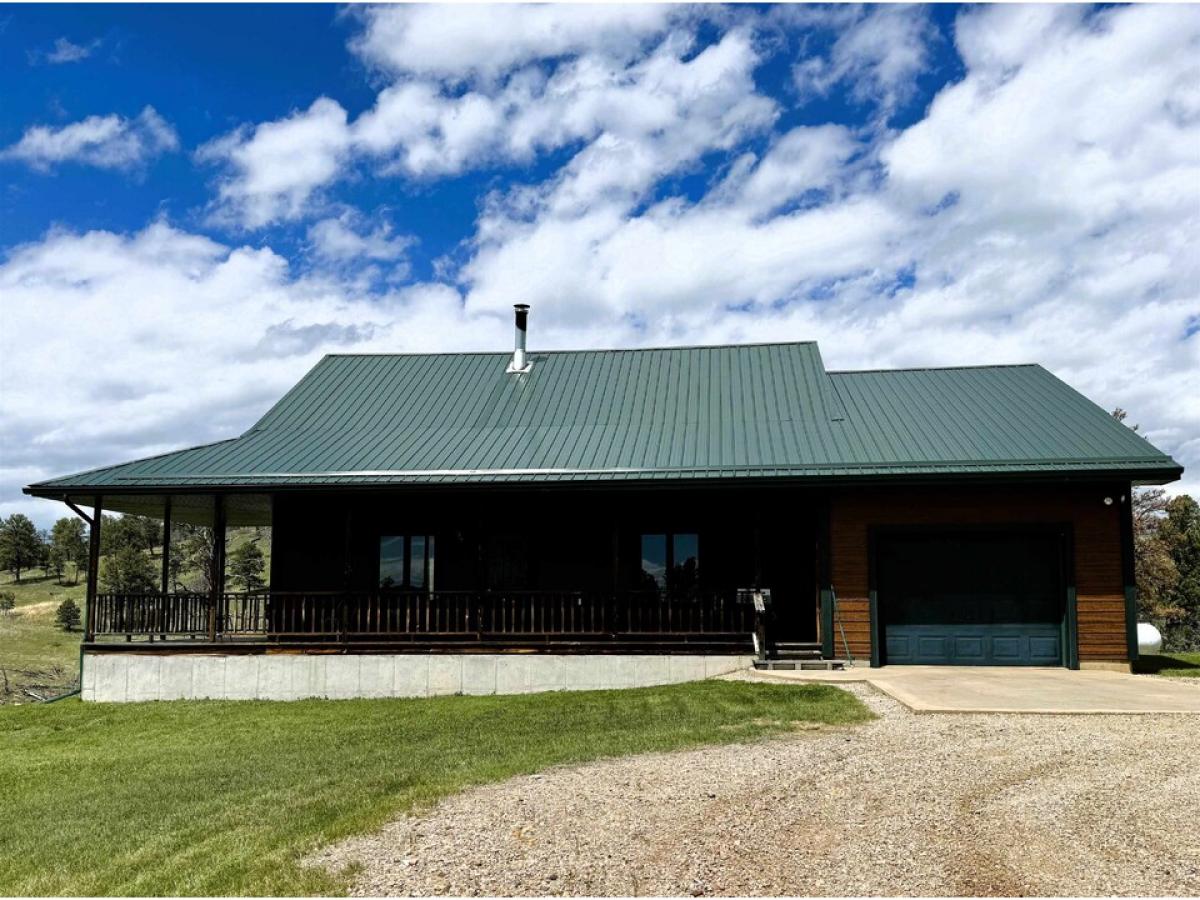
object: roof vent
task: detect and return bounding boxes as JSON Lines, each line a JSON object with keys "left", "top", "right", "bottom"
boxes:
{"left": 506, "top": 303, "right": 532, "bottom": 374}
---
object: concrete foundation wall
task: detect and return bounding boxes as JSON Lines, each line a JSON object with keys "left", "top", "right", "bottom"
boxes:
{"left": 81, "top": 652, "right": 756, "bottom": 702}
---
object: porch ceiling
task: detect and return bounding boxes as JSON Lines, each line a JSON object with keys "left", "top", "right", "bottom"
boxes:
{"left": 63, "top": 492, "right": 272, "bottom": 526}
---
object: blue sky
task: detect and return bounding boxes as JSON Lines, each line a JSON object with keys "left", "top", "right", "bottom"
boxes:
{"left": 1, "top": 3, "right": 1197, "bottom": 526}
{"left": 0, "top": 4, "right": 959, "bottom": 278}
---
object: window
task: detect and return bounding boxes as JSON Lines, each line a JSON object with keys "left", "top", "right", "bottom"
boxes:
{"left": 379, "top": 535, "right": 435, "bottom": 589}
{"left": 640, "top": 534, "right": 668, "bottom": 588}
{"left": 640, "top": 532, "right": 699, "bottom": 591}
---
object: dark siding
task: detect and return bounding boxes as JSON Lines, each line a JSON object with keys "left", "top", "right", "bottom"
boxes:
{"left": 269, "top": 486, "right": 818, "bottom": 611}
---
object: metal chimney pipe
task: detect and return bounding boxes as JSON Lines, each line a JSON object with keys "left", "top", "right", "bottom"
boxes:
{"left": 508, "top": 303, "right": 531, "bottom": 373}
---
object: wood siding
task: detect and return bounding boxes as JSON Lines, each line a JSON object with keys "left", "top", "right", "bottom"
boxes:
{"left": 829, "top": 484, "right": 1130, "bottom": 663}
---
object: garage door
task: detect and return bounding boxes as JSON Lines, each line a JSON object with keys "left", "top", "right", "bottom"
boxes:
{"left": 877, "top": 532, "right": 1065, "bottom": 666}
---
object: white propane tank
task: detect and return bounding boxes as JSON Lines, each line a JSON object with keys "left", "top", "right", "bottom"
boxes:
{"left": 1137, "top": 622, "right": 1163, "bottom": 655}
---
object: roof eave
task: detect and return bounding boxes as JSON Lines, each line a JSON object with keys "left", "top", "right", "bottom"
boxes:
{"left": 24, "top": 461, "right": 1184, "bottom": 499}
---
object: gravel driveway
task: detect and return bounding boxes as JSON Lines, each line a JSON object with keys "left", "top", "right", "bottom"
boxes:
{"left": 311, "top": 682, "right": 1199, "bottom": 896}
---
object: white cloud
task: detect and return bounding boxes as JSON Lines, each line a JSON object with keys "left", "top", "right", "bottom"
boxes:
{"left": 306, "top": 211, "right": 414, "bottom": 277}
{"left": 715, "top": 124, "right": 861, "bottom": 219}
{"left": 197, "top": 97, "right": 352, "bottom": 229}
{"left": 792, "top": 5, "right": 937, "bottom": 118}
{"left": 351, "top": 3, "right": 678, "bottom": 82}
{"left": 199, "top": 8, "right": 692, "bottom": 225}
{"left": 1, "top": 106, "right": 178, "bottom": 172}
{"left": 353, "top": 81, "right": 507, "bottom": 176}
{"left": 41, "top": 36, "right": 101, "bottom": 64}
{"left": 203, "top": 26, "right": 775, "bottom": 225}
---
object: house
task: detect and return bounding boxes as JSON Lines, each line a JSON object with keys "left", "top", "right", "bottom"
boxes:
{"left": 25, "top": 306, "right": 1183, "bottom": 701}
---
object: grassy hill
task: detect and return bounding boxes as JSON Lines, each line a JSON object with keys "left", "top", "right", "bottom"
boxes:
{"left": 0, "top": 571, "right": 86, "bottom": 702}
{"left": 0, "top": 528, "right": 269, "bottom": 705}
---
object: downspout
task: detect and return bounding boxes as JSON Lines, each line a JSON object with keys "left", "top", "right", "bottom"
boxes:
{"left": 43, "top": 641, "right": 84, "bottom": 703}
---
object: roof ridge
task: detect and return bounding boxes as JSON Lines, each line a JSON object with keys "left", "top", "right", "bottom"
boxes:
{"left": 828, "top": 363, "right": 1042, "bottom": 375}
{"left": 323, "top": 340, "right": 819, "bottom": 358}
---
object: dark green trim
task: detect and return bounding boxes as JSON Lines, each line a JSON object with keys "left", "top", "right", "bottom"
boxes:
{"left": 867, "top": 528, "right": 881, "bottom": 667}
{"left": 868, "top": 585, "right": 881, "bottom": 668}
{"left": 1119, "top": 484, "right": 1139, "bottom": 662}
{"left": 1062, "top": 525, "right": 1079, "bottom": 670}
{"left": 868, "top": 523, "right": 1074, "bottom": 669}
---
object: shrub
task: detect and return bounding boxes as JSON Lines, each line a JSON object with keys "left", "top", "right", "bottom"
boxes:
{"left": 55, "top": 598, "right": 81, "bottom": 632}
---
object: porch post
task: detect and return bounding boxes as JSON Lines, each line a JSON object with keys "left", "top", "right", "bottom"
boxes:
{"left": 85, "top": 496, "right": 103, "bottom": 642}
{"left": 208, "top": 494, "right": 226, "bottom": 642}
{"left": 160, "top": 496, "right": 172, "bottom": 594}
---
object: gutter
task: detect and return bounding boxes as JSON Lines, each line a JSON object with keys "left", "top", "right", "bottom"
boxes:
{"left": 23, "top": 457, "right": 1187, "bottom": 497}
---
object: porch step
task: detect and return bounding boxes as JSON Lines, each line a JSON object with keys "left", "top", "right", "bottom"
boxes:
{"left": 773, "top": 641, "right": 823, "bottom": 660}
{"left": 754, "top": 658, "right": 847, "bottom": 671}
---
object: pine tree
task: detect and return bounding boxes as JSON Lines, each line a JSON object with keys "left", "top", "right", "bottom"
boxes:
{"left": 99, "top": 544, "right": 157, "bottom": 593}
{"left": 228, "top": 540, "right": 266, "bottom": 591}
{"left": 55, "top": 598, "right": 81, "bottom": 631}
{"left": 0, "top": 514, "right": 43, "bottom": 583}
{"left": 50, "top": 517, "right": 89, "bottom": 584}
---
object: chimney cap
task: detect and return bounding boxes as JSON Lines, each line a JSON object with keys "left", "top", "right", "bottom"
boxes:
{"left": 514, "top": 303, "right": 530, "bottom": 311}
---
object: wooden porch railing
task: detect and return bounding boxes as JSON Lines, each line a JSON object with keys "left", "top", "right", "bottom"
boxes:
{"left": 90, "top": 589, "right": 758, "bottom": 646}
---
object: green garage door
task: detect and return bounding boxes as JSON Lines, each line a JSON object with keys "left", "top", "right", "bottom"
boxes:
{"left": 877, "top": 532, "right": 1065, "bottom": 666}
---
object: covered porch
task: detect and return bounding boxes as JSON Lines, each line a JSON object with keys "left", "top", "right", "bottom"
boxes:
{"left": 76, "top": 485, "right": 836, "bottom": 657}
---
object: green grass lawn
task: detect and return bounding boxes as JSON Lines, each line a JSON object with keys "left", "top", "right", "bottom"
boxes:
{"left": 1133, "top": 652, "right": 1200, "bottom": 678}
{"left": 0, "top": 680, "right": 871, "bottom": 896}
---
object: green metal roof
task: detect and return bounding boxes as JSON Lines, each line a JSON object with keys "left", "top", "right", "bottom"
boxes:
{"left": 26, "top": 342, "right": 1182, "bottom": 499}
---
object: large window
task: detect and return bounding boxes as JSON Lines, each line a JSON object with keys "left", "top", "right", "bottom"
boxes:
{"left": 640, "top": 532, "right": 699, "bottom": 591}
{"left": 379, "top": 534, "right": 435, "bottom": 589}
